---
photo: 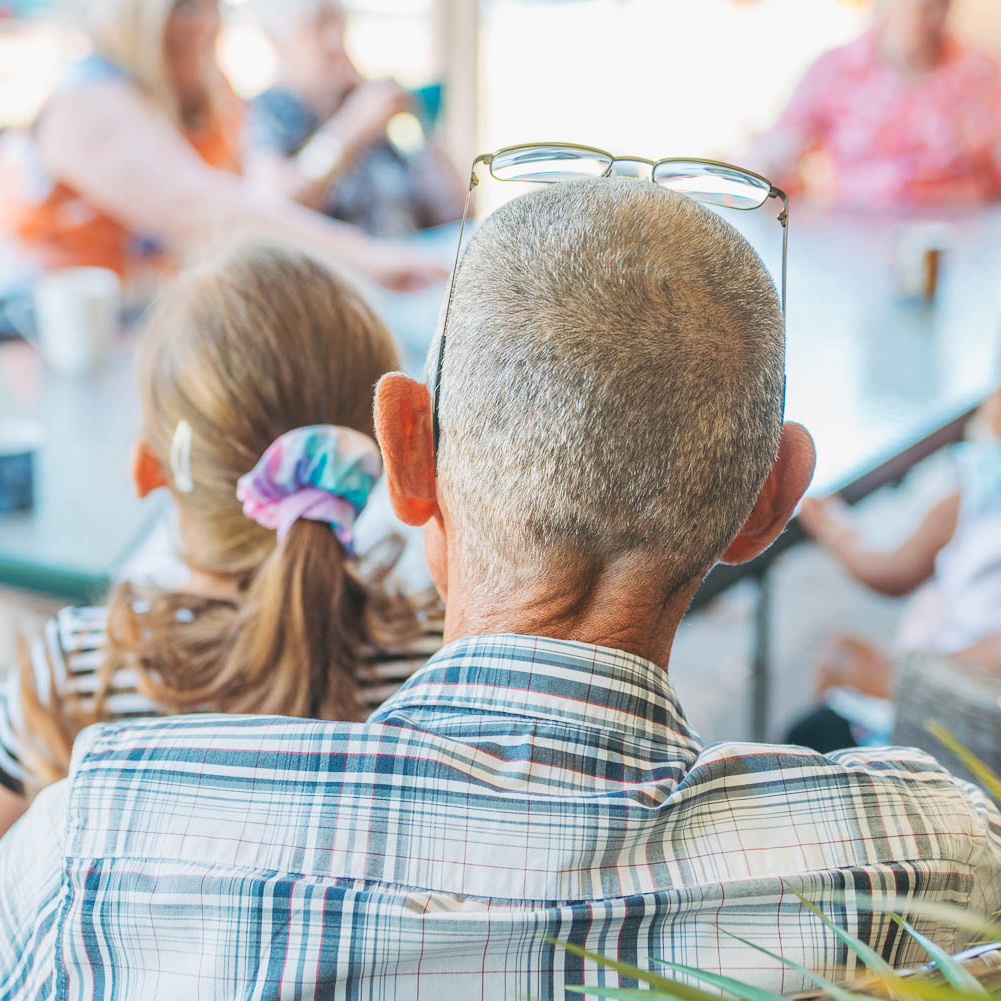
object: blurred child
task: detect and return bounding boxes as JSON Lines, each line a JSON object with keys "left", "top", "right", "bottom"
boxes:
{"left": 788, "top": 387, "right": 1001, "bottom": 751}
{"left": 0, "top": 242, "right": 439, "bottom": 832}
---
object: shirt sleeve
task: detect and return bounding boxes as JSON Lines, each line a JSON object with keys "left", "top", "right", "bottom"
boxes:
{"left": 0, "top": 616, "right": 69, "bottom": 797}
{"left": 834, "top": 745, "right": 1001, "bottom": 920}
{"left": 0, "top": 779, "right": 70, "bottom": 996}
{"left": 245, "top": 89, "right": 314, "bottom": 157}
{"left": 943, "top": 771, "right": 1001, "bottom": 919}
{"left": 0, "top": 657, "right": 28, "bottom": 796}
{"left": 951, "top": 441, "right": 1001, "bottom": 523}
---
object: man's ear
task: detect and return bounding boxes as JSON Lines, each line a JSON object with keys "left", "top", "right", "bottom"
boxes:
{"left": 721, "top": 422, "right": 816, "bottom": 565}
{"left": 130, "top": 439, "right": 168, "bottom": 499}
{"left": 374, "top": 373, "right": 441, "bottom": 527}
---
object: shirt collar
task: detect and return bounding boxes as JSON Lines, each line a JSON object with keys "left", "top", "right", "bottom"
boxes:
{"left": 370, "top": 633, "right": 703, "bottom": 752}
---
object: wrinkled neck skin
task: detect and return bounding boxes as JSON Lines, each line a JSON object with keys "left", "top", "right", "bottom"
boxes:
{"left": 439, "top": 549, "right": 703, "bottom": 674}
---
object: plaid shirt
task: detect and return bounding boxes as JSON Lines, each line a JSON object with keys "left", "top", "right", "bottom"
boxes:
{"left": 3, "top": 633, "right": 1001, "bottom": 1000}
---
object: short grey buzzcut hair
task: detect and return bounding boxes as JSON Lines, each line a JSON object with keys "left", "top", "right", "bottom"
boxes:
{"left": 434, "top": 178, "right": 785, "bottom": 596}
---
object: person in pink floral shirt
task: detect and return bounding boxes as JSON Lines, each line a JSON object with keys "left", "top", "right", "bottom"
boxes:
{"left": 751, "top": 0, "right": 1001, "bottom": 207}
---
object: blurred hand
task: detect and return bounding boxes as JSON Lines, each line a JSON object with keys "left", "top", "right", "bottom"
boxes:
{"left": 360, "top": 241, "right": 448, "bottom": 291}
{"left": 325, "top": 80, "right": 413, "bottom": 161}
{"left": 975, "top": 383, "right": 1001, "bottom": 441}
{"left": 814, "top": 635, "right": 893, "bottom": 699}
{"left": 797, "top": 495, "right": 858, "bottom": 553}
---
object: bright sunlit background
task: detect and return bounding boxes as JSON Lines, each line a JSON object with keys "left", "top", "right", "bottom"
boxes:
{"left": 4, "top": 0, "right": 1001, "bottom": 170}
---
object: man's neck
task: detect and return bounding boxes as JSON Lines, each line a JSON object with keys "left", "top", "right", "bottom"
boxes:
{"left": 440, "top": 557, "right": 701, "bottom": 672}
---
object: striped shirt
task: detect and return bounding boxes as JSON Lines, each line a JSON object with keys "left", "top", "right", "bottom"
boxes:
{"left": 2, "top": 633, "right": 1001, "bottom": 1000}
{"left": 0, "top": 605, "right": 441, "bottom": 796}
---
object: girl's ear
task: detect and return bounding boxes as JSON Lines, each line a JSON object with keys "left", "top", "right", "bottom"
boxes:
{"left": 131, "top": 439, "right": 169, "bottom": 499}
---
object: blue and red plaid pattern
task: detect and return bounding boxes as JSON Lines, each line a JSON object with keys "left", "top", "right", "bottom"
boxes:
{"left": 2, "top": 633, "right": 1001, "bottom": 1000}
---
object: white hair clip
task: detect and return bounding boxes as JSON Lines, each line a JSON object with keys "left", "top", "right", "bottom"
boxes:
{"left": 170, "top": 420, "right": 194, "bottom": 494}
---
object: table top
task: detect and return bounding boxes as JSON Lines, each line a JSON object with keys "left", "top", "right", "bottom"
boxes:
{"left": 735, "top": 204, "right": 1001, "bottom": 495}
{"left": 0, "top": 334, "right": 165, "bottom": 598}
{"left": 2, "top": 208, "right": 1000, "bottom": 600}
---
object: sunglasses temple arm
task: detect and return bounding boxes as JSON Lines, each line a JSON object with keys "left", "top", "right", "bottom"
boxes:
{"left": 773, "top": 187, "right": 789, "bottom": 419}
{"left": 774, "top": 188, "right": 789, "bottom": 323}
{"left": 432, "top": 169, "right": 478, "bottom": 460}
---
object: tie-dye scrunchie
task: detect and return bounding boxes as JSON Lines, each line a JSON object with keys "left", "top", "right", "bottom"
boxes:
{"left": 236, "top": 425, "right": 382, "bottom": 555}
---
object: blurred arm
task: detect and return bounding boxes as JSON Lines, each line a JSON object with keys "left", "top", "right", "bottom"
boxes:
{"left": 799, "top": 492, "right": 960, "bottom": 597}
{"left": 37, "top": 81, "right": 444, "bottom": 290}
{"left": 243, "top": 147, "right": 335, "bottom": 211}
{"left": 244, "top": 81, "right": 415, "bottom": 213}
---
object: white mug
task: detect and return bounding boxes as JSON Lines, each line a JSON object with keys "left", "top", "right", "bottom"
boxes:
{"left": 32, "top": 267, "right": 121, "bottom": 376}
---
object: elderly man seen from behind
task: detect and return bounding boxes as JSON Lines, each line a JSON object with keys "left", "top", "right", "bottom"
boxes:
{"left": 2, "top": 179, "right": 1001, "bottom": 999}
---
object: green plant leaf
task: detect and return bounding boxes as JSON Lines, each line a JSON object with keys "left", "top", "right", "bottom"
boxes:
{"left": 863, "top": 975, "right": 993, "bottom": 1001}
{"left": 720, "top": 929, "right": 873, "bottom": 1001}
{"left": 885, "top": 915, "right": 986, "bottom": 995}
{"left": 818, "top": 892, "right": 1001, "bottom": 945}
{"left": 784, "top": 883, "right": 895, "bottom": 978}
{"left": 925, "top": 722, "right": 1001, "bottom": 803}
{"left": 650, "top": 959, "right": 789, "bottom": 1001}
{"left": 545, "top": 939, "right": 721, "bottom": 1001}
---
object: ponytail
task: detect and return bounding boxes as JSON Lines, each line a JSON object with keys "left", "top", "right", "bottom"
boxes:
{"left": 16, "top": 524, "right": 426, "bottom": 792}
{"left": 14, "top": 243, "right": 426, "bottom": 792}
{"left": 221, "top": 520, "right": 364, "bottom": 720}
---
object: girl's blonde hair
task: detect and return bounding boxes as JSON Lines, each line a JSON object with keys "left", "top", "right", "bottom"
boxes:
{"left": 20, "top": 241, "right": 420, "bottom": 787}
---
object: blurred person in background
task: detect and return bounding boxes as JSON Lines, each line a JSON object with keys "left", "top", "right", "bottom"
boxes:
{"left": 786, "top": 385, "right": 1001, "bottom": 753}
{"left": 246, "top": 0, "right": 464, "bottom": 238}
{"left": 750, "top": 0, "right": 1001, "bottom": 208}
{"left": 0, "top": 0, "right": 444, "bottom": 289}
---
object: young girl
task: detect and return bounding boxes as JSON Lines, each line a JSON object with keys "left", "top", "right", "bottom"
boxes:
{"left": 788, "top": 387, "right": 1001, "bottom": 751}
{"left": 0, "top": 241, "right": 439, "bottom": 832}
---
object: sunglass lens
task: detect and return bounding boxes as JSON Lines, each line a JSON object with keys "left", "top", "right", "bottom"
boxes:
{"left": 652, "top": 160, "right": 770, "bottom": 209}
{"left": 490, "top": 145, "right": 614, "bottom": 183}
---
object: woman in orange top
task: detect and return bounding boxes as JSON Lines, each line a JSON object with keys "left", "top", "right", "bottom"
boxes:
{"left": 1, "top": 0, "right": 444, "bottom": 290}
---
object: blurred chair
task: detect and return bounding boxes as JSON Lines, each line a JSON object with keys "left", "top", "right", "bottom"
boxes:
{"left": 893, "top": 653, "right": 1001, "bottom": 786}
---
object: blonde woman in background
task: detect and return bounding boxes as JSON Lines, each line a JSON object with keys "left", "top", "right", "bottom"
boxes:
{"left": 0, "top": 0, "right": 444, "bottom": 288}
{"left": 0, "top": 241, "right": 442, "bottom": 836}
